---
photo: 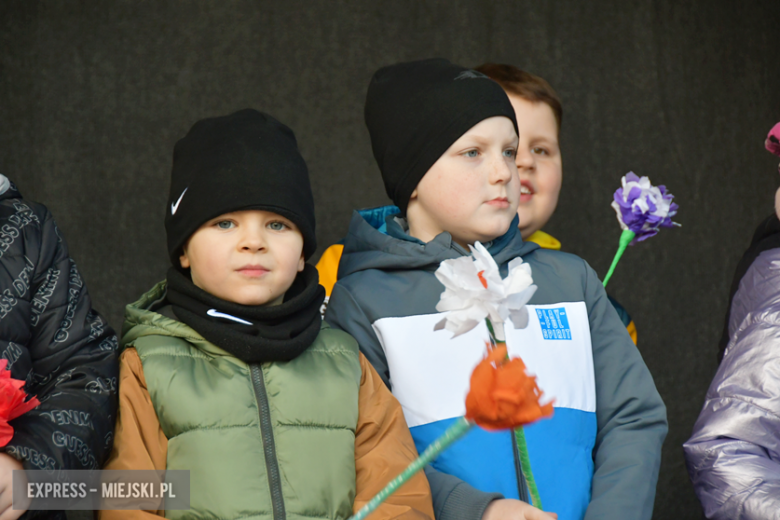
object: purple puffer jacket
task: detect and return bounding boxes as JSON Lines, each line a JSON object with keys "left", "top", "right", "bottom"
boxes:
{"left": 684, "top": 247, "right": 780, "bottom": 519}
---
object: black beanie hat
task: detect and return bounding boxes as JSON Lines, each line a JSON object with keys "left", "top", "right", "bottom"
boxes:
{"left": 165, "top": 109, "right": 317, "bottom": 265}
{"left": 364, "top": 58, "right": 519, "bottom": 214}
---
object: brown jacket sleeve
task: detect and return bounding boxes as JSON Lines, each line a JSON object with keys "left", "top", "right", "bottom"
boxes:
{"left": 98, "top": 347, "right": 168, "bottom": 520}
{"left": 354, "top": 353, "right": 434, "bottom": 520}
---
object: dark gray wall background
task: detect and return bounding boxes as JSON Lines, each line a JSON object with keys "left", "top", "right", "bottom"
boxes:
{"left": 2, "top": 1, "right": 779, "bottom": 518}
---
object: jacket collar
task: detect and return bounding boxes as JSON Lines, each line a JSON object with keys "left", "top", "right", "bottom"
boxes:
{"left": 338, "top": 207, "right": 539, "bottom": 279}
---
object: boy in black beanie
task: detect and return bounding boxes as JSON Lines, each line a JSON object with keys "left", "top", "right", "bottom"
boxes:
{"left": 101, "top": 109, "right": 434, "bottom": 520}
{"left": 326, "top": 59, "right": 666, "bottom": 520}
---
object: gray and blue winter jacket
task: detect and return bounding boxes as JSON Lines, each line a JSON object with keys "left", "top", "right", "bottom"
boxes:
{"left": 325, "top": 209, "right": 667, "bottom": 520}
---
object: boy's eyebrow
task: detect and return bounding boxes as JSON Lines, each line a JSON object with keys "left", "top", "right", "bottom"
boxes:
{"left": 527, "top": 135, "right": 559, "bottom": 146}
{"left": 459, "top": 134, "right": 519, "bottom": 147}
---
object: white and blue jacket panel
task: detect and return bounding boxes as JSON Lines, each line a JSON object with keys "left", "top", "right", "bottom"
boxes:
{"left": 372, "top": 302, "right": 596, "bottom": 520}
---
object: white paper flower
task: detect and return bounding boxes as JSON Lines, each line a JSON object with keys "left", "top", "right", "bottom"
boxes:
{"left": 433, "top": 242, "right": 537, "bottom": 338}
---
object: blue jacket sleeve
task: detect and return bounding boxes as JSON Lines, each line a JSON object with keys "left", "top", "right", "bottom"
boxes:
{"left": 582, "top": 262, "right": 667, "bottom": 520}
{"left": 326, "top": 282, "right": 502, "bottom": 520}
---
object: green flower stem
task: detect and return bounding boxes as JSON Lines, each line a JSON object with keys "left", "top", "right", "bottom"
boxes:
{"left": 515, "top": 427, "right": 542, "bottom": 509}
{"left": 349, "top": 417, "right": 473, "bottom": 520}
{"left": 487, "top": 318, "right": 542, "bottom": 510}
{"left": 485, "top": 320, "right": 505, "bottom": 349}
{"left": 602, "top": 229, "right": 636, "bottom": 288}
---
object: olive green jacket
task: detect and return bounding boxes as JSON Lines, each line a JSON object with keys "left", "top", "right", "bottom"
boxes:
{"left": 123, "top": 282, "right": 362, "bottom": 520}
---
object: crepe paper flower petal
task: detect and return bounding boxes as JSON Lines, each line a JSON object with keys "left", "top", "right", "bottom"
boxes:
{"left": 0, "top": 359, "right": 40, "bottom": 447}
{"left": 465, "top": 344, "right": 554, "bottom": 431}
{"left": 508, "top": 306, "right": 530, "bottom": 330}
{"left": 504, "top": 285, "right": 537, "bottom": 316}
{"left": 610, "top": 172, "right": 680, "bottom": 245}
{"left": 766, "top": 122, "right": 780, "bottom": 157}
{"left": 434, "top": 242, "right": 537, "bottom": 338}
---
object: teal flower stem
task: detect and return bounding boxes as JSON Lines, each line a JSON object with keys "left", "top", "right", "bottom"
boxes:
{"left": 602, "top": 229, "right": 636, "bottom": 288}
{"left": 348, "top": 417, "right": 473, "bottom": 520}
{"left": 486, "top": 318, "right": 542, "bottom": 510}
{"left": 485, "top": 319, "right": 506, "bottom": 349}
{"left": 515, "top": 427, "right": 542, "bottom": 509}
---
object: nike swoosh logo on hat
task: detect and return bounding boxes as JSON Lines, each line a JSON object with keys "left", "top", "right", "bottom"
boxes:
{"left": 171, "top": 187, "right": 188, "bottom": 215}
{"left": 454, "top": 70, "right": 489, "bottom": 80}
{"left": 206, "top": 308, "right": 253, "bottom": 325}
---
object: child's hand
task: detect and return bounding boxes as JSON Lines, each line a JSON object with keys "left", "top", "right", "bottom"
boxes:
{"left": 0, "top": 453, "right": 25, "bottom": 520}
{"left": 482, "top": 499, "right": 558, "bottom": 520}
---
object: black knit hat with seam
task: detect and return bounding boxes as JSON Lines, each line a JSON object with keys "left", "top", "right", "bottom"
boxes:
{"left": 165, "top": 109, "right": 316, "bottom": 265}
{"left": 365, "top": 58, "right": 519, "bottom": 214}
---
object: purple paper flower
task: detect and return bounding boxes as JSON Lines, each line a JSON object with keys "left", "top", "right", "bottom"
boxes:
{"left": 611, "top": 172, "right": 680, "bottom": 244}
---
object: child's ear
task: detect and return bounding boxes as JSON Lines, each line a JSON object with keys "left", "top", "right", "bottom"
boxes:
{"left": 410, "top": 188, "right": 418, "bottom": 200}
{"left": 297, "top": 253, "right": 305, "bottom": 273}
{"left": 179, "top": 245, "right": 191, "bottom": 269}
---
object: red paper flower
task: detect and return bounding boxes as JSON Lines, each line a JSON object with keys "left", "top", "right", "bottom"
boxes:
{"left": 465, "top": 344, "right": 553, "bottom": 431}
{"left": 0, "top": 359, "right": 40, "bottom": 446}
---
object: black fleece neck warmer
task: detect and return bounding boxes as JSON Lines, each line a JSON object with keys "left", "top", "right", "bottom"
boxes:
{"left": 364, "top": 58, "right": 518, "bottom": 215}
{"left": 166, "top": 265, "right": 325, "bottom": 363}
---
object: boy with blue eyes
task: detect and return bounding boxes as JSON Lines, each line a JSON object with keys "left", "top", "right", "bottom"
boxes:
{"left": 101, "top": 109, "right": 433, "bottom": 519}
{"left": 325, "top": 59, "right": 666, "bottom": 520}
{"left": 317, "top": 65, "right": 637, "bottom": 346}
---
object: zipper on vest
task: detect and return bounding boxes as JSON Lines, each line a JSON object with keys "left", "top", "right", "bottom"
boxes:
{"left": 250, "top": 364, "right": 286, "bottom": 520}
{"left": 511, "top": 429, "right": 530, "bottom": 503}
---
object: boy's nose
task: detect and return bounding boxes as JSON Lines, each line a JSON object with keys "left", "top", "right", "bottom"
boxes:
{"left": 238, "top": 229, "right": 267, "bottom": 252}
{"left": 515, "top": 148, "right": 535, "bottom": 171}
{"left": 491, "top": 155, "right": 516, "bottom": 184}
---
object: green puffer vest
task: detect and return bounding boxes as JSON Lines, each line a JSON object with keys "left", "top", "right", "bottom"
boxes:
{"left": 122, "top": 282, "right": 361, "bottom": 520}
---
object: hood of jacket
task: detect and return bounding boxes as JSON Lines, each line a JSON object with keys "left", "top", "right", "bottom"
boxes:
{"left": 337, "top": 209, "right": 540, "bottom": 279}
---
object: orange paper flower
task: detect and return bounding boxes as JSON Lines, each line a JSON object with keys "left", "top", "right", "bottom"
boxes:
{"left": 465, "top": 344, "right": 553, "bottom": 431}
{"left": 0, "top": 359, "right": 40, "bottom": 446}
